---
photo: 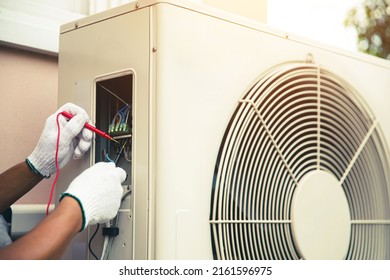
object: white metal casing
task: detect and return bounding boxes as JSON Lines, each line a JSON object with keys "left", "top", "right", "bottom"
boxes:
{"left": 57, "top": 0, "right": 390, "bottom": 260}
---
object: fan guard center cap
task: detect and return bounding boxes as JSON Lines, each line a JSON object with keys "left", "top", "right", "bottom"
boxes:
{"left": 291, "top": 170, "right": 351, "bottom": 260}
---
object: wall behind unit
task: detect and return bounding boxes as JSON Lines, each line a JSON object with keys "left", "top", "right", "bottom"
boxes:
{"left": 0, "top": 45, "right": 58, "bottom": 204}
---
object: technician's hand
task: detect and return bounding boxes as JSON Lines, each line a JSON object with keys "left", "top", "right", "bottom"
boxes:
{"left": 27, "top": 103, "right": 93, "bottom": 178}
{"left": 61, "top": 162, "right": 126, "bottom": 231}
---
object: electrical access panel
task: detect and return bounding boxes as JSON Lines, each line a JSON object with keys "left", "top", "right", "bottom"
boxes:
{"left": 93, "top": 72, "right": 134, "bottom": 260}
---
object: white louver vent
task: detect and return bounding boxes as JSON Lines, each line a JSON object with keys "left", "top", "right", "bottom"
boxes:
{"left": 210, "top": 62, "right": 390, "bottom": 260}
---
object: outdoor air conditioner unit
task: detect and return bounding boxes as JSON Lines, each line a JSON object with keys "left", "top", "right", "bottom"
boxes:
{"left": 57, "top": 0, "right": 390, "bottom": 260}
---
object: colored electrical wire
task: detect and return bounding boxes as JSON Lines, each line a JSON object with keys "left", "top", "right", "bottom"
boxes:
{"left": 105, "top": 153, "right": 114, "bottom": 162}
{"left": 110, "top": 105, "right": 130, "bottom": 129}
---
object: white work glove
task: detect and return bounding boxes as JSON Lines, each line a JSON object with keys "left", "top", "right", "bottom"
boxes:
{"left": 60, "top": 162, "right": 126, "bottom": 231}
{"left": 27, "top": 103, "right": 93, "bottom": 178}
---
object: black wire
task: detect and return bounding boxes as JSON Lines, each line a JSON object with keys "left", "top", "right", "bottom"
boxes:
{"left": 88, "top": 223, "right": 100, "bottom": 260}
{"left": 114, "top": 139, "right": 128, "bottom": 164}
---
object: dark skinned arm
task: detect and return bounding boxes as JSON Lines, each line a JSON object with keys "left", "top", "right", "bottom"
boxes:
{"left": 0, "top": 161, "right": 82, "bottom": 259}
{"left": 0, "top": 161, "right": 44, "bottom": 213}
{"left": 0, "top": 196, "right": 82, "bottom": 259}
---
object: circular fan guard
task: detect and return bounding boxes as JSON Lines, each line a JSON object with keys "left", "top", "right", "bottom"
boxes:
{"left": 210, "top": 62, "right": 390, "bottom": 260}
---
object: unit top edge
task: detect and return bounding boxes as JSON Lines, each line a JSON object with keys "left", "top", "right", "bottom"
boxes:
{"left": 60, "top": 0, "right": 220, "bottom": 33}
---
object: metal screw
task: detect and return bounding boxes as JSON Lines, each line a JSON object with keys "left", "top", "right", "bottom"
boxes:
{"left": 152, "top": 47, "right": 157, "bottom": 52}
{"left": 306, "top": 53, "right": 314, "bottom": 63}
{"left": 135, "top": 2, "right": 140, "bottom": 9}
{"left": 75, "top": 22, "right": 79, "bottom": 29}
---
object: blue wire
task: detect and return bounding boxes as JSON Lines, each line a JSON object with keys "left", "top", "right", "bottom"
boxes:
{"left": 105, "top": 154, "right": 114, "bottom": 162}
{"left": 117, "top": 105, "right": 129, "bottom": 115}
{"left": 111, "top": 105, "right": 130, "bottom": 125}
{"left": 118, "top": 105, "right": 130, "bottom": 124}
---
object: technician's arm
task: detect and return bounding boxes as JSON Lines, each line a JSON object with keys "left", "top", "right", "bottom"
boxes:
{"left": 0, "top": 162, "right": 125, "bottom": 260}
{"left": 0, "top": 162, "right": 43, "bottom": 213}
{"left": 0, "top": 103, "right": 92, "bottom": 213}
{"left": 0, "top": 196, "right": 81, "bottom": 259}
{"left": 0, "top": 103, "right": 93, "bottom": 212}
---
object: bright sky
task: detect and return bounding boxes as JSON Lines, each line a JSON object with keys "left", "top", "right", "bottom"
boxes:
{"left": 267, "top": 0, "right": 362, "bottom": 52}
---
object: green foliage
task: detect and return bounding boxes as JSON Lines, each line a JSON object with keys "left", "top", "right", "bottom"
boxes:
{"left": 344, "top": 0, "right": 390, "bottom": 59}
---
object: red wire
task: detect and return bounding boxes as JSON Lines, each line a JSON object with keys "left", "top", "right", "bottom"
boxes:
{"left": 46, "top": 113, "right": 61, "bottom": 215}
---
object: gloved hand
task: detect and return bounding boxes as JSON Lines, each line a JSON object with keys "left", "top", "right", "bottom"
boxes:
{"left": 60, "top": 162, "right": 126, "bottom": 231}
{"left": 27, "top": 103, "right": 93, "bottom": 178}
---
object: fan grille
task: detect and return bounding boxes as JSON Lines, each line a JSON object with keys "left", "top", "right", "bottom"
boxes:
{"left": 210, "top": 63, "right": 390, "bottom": 260}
